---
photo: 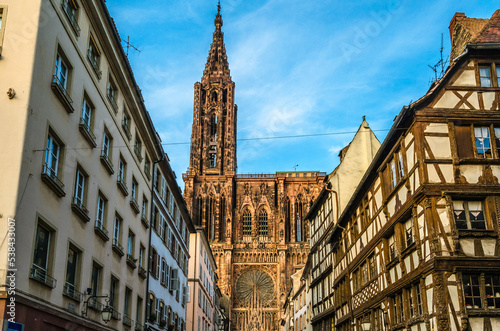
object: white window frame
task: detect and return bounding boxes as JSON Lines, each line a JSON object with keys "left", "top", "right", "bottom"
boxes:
{"left": 54, "top": 53, "right": 69, "bottom": 89}
{"left": 81, "top": 98, "right": 92, "bottom": 129}
{"left": 45, "top": 134, "right": 61, "bottom": 177}
{"left": 96, "top": 195, "right": 105, "bottom": 228}
{"left": 74, "top": 169, "right": 85, "bottom": 206}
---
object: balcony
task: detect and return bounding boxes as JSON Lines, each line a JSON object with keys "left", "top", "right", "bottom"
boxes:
{"left": 117, "top": 179, "right": 129, "bottom": 196}
{"left": 30, "top": 265, "right": 57, "bottom": 288}
{"left": 41, "top": 163, "right": 66, "bottom": 197}
{"left": 135, "top": 321, "right": 144, "bottom": 331}
{"left": 61, "top": 0, "right": 80, "bottom": 36}
{"left": 126, "top": 254, "right": 137, "bottom": 269}
{"left": 123, "top": 314, "right": 133, "bottom": 326}
{"left": 130, "top": 197, "right": 140, "bottom": 214}
{"left": 134, "top": 145, "right": 143, "bottom": 162}
{"left": 94, "top": 220, "right": 109, "bottom": 242}
{"left": 112, "top": 238, "right": 124, "bottom": 257}
{"left": 78, "top": 118, "right": 97, "bottom": 147}
{"left": 51, "top": 75, "right": 74, "bottom": 113}
{"left": 100, "top": 150, "right": 114, "bottom": 175}
{"left": 141, "top": 214, "right": 150, "bottom": 228}
{"left": 138, "top": 267, "right": 147, "bottom": 279}
{"left": 88, "top": 297, "right": 104, "bottom": 311}
{"left": 122, "top": 120, "right": 132, "bottom": 141}
{"left": 111, "top": 309, "right": 121, "bottom": 320}
{"left": 87, "top": 49, "right": 102, "bottom": 79}
{"left": 63, "top": 282, "right": 83, "bottom": 302}
{"left": 107, "top": 89, "right": 118, "bottom": 113}
{"left": 71, "top": 196, "right": 90, "bottom": 223}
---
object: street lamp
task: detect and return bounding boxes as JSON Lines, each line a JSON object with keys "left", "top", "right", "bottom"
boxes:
{"left": 82, "top": 288, "right": 113, "bottom": 323}
{"left": 361, "top": 314, "right": 371, "bottom": 331}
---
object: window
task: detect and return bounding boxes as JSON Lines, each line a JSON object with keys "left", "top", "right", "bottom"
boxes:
{"left": 474, "top": 126, "right": 492, "bottom": 158}
{"left": 73, "top": 168, "right": 87, "bottom": 209}
{"left": 61, "top": 0, "right": 80, "bottom": 36}
{"left": 131, "top": 178, "right": 138, "bottom": 203}
{"left": 127, "top": 231, "right": 135, "bottom": 258}
{"left": 479, "top": 65, "right": 492, "bottom": 87}
{"left": 393, "top": 292, "right": 404, "bottom": 324}
{"left": 139, "top": 244, "right": 145, "bottom": 269}
{"left": 452, "top": 200, "right": 486, "bottom": 230}
{"left": 54, "top": 52, "right": 70, "bottom": 90}
{"left": 124, "top": 287, "right": 132, "bottom": 318}
{"left": 134, "top": 132, "right": 143, "bottom": 161}
{"left": 258, "top": 209, "right": 268, "bottom": 239}
{"left": 87, "top": 34, "right": 101, "bottom": 78}
{"left": 408, "top": 283, "right": 423, "bottom": 317}
{"left": 242, "top": 209, "right": 252, "bottom": 240}
{"left": 117, "top": 156, "right": 128, "bottom": 195}
{"left": 32, "top": 222, "right": 52, "bottom": 275}
{"left": 107, "top": 76, "right": 118, "bottom": 112}
{"left": 463, "top": 274, "right": 482, "bottom": 309}
{"left": 0, "top": 7, "right": 7, "bottom": 56}
{"left": 368, "top": 254, "right": 377, "bottom": 279}
{"left": 80, "top": 96, "right": 93, "bottom": 132}
{"left": 122, "top": 110, "right": 132, "bottom": 140}
{"left": 404, "top": 219, "right": 414, "bottom": 248}
{"left": 497, "top": 66, "right": 500, "bottom": 87}
{"left": 64, "top": 245, "right": 80, "bottom": 299}
{"left": 113, "top": 215, "right": 122, "bottom": 249}
{"left": 209, "top": 145, "right": 216, "bottom": 168}
{"left": 136, "top": 296, "right": 143, "bottom": 324}
{"left": 44, "top": 133, "right": 62, "bottom": 182}
{"left": 388, "top": 235, "right": 397, "bottom": 261}
{"left": 109, "top": 276, "right": 119, "bottom": 309}
{"left": 142, "top": 196, "right": 148, "bottom": 219}
{"left": 144, "top": 156, "right": 151, "bottom": 179}
{"left": 90, "top": 262, "right": 101, "bottom": 296}
{"left": 96, "top": 194, "right": 106, "bottom": 229}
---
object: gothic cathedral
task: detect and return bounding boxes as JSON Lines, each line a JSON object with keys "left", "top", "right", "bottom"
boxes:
{"left": 183, "top": 6, "right": 325, "bottom": 330}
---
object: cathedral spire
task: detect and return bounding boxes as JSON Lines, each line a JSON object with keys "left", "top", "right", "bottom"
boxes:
{"left": 215, "top": 1, "right": 223, "bottom": 31}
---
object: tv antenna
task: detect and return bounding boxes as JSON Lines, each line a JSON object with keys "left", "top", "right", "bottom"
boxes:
{"left": 428, "top": 33, "right": 448, "bottom": 84}
{"left": 122, "top": 36, "right": 141, "bottom": 57}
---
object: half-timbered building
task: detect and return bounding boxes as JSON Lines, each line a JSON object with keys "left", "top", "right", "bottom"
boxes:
{"left": 327, "top": 10, "right": 500, "bottom": 331}
{"left": 304, "top": 120, "right": 380, "bottom": 331}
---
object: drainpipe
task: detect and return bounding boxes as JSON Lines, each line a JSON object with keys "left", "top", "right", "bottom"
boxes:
{"left": 145, "top": 153, "right": 165, "bottom": 329}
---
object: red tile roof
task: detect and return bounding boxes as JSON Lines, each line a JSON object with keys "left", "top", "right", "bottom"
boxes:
{"left": 472, "top": 9, "right": 500, "bottom": 43}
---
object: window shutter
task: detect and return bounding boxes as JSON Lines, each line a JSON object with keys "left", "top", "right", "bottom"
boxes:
{"left": 161, "top": 260, "right": 166, "bottom": 284}
{"left": 186, "top": 285, "right": 190, "bottom": 303}
{"left": 156, "top": 254, "right": 161, "bottom": 279}
{"left": 166, "top": 264, "right": 170, "bottom": 290}
{"left": 149, "top": 250, "right": 153, "bottom": 272}
{"left": 170, "top": 268, "right": 179, "bottom": 291}
{"left": 455, "top": 125, "right": 474, "bottom": 159}
{"left": 155, "top": 298, "right": 160, "bottom": 320}
{"left": 166, "top": 227, "right": 171, "bottom": 248}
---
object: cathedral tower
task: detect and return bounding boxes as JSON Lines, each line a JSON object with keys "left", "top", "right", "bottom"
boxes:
{"left": 183, "top": 4, "right": 326, "bottom": 330}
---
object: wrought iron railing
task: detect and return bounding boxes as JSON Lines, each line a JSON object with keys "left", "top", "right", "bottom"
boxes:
{"left": 30, "top": 265, "right": 57, "bottom": 288}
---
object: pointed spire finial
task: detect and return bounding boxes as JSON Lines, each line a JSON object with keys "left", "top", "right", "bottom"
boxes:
{"left": 214, "top": 0, "right": 223, "bottom": 30}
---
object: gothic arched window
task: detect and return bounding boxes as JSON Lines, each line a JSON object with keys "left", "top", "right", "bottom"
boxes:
{"left": 285, "top": 197, "right": 291, "bottom": 242}
{"left": 242, "top": 209, "right": 252, "bottom": 241}
{"left": 258, "top": 209, "right": 268, "bottom": 240}
{"left": 219, "top": 196, "right": 226, "bottom": 241}
{"left": 205, "top": 195, "right": 215, "bottom": 240}
{"left": 295, "top": 198, "right": 304, "bottom": 242}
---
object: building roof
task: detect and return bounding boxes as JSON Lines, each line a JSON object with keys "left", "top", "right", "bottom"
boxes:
{"left": 472, "top": 9, "right": 500, "bottom": 43}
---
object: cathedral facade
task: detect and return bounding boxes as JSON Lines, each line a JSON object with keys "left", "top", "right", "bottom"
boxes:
{"left": 182, "top": 7, "right": 325, "bottom": 330}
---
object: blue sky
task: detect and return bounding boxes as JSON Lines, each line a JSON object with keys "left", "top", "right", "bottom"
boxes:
{"left": 106, "top": 0, "right": 499, "bottom": 189}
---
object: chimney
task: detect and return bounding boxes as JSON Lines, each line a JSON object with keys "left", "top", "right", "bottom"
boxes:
{"left": 449, "top": 12, "right": 466, "bottom": 44}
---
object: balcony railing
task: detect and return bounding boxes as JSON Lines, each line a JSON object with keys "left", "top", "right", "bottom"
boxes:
{"left": 100, "top": 150, "right": 114, "bottom": 174}
{"left": 63, "top": 282, "right": 83, "bottom": 301}
{"left": 51, "top": 75, "right": 74, "bottom": 113}
{"left": 94, "top": 219, "right": 109, "bottom": 241}
{"left": 135, "top": 321, "right": 144, "bottom": 331}
{"left": 122, "top": 120, "right": 132, "bottom": 141}
{"left": 111, "top": 309, "right": 121, "bottom": 320}
{"left": 112, "top": 238, "right": 124, "bottom": 256}
{"left": 126, "top": 254, "right": 137, "bottom": 269}
{"left": 71, "top": 196, "right": 90, "bottom": 222}
{"left": 130, "top": 197, "right": 140, "bottom": 214}
{"left": 30, "top": 265, "right": 57, "bottom": 288}
{"left": 134, "top": 144, "right": 143, "bottom": 162}
{"left": 87, "top": 49, "right": 102, "bottom": 79}
{"left": 123, "top": 313, "right": 133, "bottom": 326}
{"left": 117, "top": 178, "right": 129, "bottom": 196}
{"left": 41, "top": 163, "right": 65, "bottom": 197}
{"left": 88, "top": 297, "right": 104, "bottom": 311}
{"left": 79, "top": 117, "right": 97, "bottom": 147}
{"left": 61, "top": 0, "right": 80, "bottom": 36}
{"left": 141, "top": 213, "right": 150, "bottom": 228}
{"left": 107, "top": 89, "right": 118, "bottom": 113}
